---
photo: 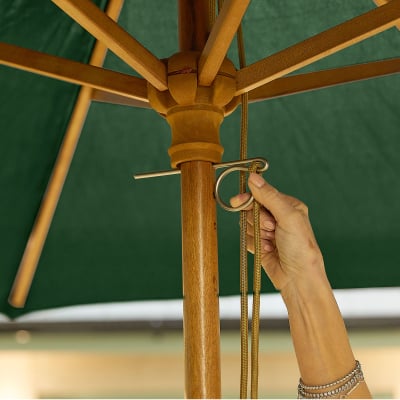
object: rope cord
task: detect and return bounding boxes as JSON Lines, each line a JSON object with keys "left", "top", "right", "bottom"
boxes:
{"left": 237, "top": 21, "right": 250, "bottom": 400}
{"left": 238, "top": 20, "right": 262, "bottom": 400}
{"left": 249, "top": 162, "right": 262, "bottom": 399}
{"left": 212, "top": 2, "right": 262, "bottom": 397}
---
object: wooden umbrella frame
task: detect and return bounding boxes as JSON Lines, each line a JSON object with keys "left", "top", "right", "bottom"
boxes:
{"left": 2, "top": 0, "right": 400, "bottom": 397}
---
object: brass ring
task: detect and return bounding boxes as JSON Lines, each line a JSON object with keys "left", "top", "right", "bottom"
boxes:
{"left": 215, "top": 166, "right": 254, "bottom": 212}
{"left": 214, "top": 158, "right": 268, "bottom": 212}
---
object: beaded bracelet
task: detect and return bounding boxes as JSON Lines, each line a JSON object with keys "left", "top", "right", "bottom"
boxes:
{"left": 297, "top": 360, "right": 364, "bottom": 399}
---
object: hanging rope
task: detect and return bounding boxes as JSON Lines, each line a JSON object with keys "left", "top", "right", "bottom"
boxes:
{"left": 249, "top": 162, "right": 262, "bottom": 399}
{"left": 211, "top": 2, "right": 263, "bottom": 397}
{"left": 237, "top": 22, "right": 250, "bottom": 400}
{"left": 237, "top": 20, "right": 263, "bottom": 400}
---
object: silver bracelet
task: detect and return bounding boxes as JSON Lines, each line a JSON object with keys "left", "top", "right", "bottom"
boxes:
{"left": 297, "top": 360, "right": 364, "bottom": 399}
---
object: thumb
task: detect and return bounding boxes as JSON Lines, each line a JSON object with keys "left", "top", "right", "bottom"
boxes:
{"left": 248, "top": 173, "right": 293, "bottom": 223}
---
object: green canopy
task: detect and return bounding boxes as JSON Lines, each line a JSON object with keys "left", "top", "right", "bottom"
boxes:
{"left": 1, "top": 0, "right": 399, "bottom": 319}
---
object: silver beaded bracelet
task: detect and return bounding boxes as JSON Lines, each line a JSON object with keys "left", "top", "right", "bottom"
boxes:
{"left": 297, "top": 360, "right": 364, "bottom": 399}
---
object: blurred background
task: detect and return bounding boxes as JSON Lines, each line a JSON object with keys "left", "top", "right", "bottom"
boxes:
{"left": 0, "top": 289, "right": 399, "bottom": 398}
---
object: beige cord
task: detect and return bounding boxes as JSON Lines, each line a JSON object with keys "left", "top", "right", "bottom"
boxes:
{"left": 237, "top": 20, "right": 262, "bottom": 399}
{"left": 249, "top": 162, "right": 262, "bottom": 399}
{"left": 238, "top": 22, "right": 249, "bottom": 399}
{"left": 211, "top": 2, "right": 262, "bottom": 396}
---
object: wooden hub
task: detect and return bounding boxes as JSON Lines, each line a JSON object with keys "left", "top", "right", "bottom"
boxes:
{"left": 147, "top": 51, "right": 238, "bottom": 167}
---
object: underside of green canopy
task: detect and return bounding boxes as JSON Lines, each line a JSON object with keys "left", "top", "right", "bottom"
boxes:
{"left": 0, "top": 0, "right": 399, "bottom": 319}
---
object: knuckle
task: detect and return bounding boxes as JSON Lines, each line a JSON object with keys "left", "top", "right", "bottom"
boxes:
{"left": 298, "top": 202, "right": 308, "bottom": 215}
{"left": 286, "top": 206, "right": 306, "bottom": 222}
{"left": 292, "top": 198, "right": 308, "bottom": 215}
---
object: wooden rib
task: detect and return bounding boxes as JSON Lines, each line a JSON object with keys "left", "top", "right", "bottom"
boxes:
{"left": 8, "top": 0, "right": 126, "bottom": 308}
{"left": 91, "top": 90, "right": 150, "bottom": 108}
{"left": 0, "top": 42, "right": 148, "bottom": 103}
{"left": 248, "top": 58, "right": 400, "bottom": 103}
{"left": 51, "top": 0, "right": 167, "bottom": 91}
{"left": 236, "top": 0, "right": 400, "bottom": 94}
{"left": 372, "top": 0, "right": 400, "bottom": 29}
{"left": 198, "top": 0, "right": 250, "bottom": 86}
{"left": 178, "top": 0, "right": 211, "bottom": 51}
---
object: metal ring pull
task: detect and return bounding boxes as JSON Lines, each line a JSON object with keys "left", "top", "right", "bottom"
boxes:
{"left": 215, "top": 158, "right": 269, "bottom": 212}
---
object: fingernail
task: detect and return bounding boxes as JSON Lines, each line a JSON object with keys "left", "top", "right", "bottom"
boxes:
{"left": 249, "top": 173, "right": 265, "bottom": 188}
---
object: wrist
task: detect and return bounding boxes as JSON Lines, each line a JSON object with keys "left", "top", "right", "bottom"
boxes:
{"left": 280, "top": 260, "right": 330, "bottom": 306}
{"left": 280, "top": 262, "right": 356, "bottom": 386}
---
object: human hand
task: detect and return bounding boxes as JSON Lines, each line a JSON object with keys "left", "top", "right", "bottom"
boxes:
{"left": 230, "top": 173, "right": 325, "bottom": 292}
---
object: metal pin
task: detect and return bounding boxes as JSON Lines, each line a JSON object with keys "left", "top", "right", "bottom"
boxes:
{"left": 133, "top": 169, "right": 181, "bottom": 179}
{"left": 133, "top": 157, "right": 268, "bottom": 180}
{"left": 134, "top": 157, "right": 269, "bottom": 213}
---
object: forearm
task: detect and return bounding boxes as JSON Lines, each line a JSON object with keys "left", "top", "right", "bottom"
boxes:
{"left": 242, "top": 174, "right": 371, "bottom": 397}
{"left": 281, "top": 270, "right": 371, "bottom": 398}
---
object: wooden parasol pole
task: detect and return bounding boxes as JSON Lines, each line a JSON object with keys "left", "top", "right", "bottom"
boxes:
{"left": 147, "top": 52, "right": 237, "bottom": 393}
{"left": 163, "top": 93, "right": 227, "bottom": 399}
{"left": 178, "top": 0, "right": 211, "bottom": 51}
{"left": 175, "top": 1, "right": 222, "bottom": 397}
{"left": 147, "top": 2, "right": 238, "bottom": 395}
{"left": 180, "top": 160, "right": 221, "bottom": 398}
